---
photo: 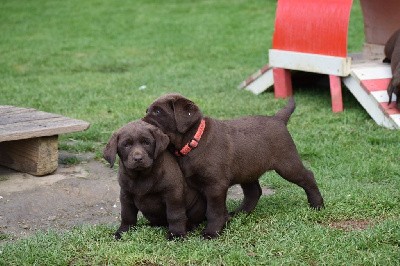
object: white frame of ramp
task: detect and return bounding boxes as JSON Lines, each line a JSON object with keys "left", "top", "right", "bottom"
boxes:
{"left": 343, "top": 62, "right": 399, "bottom": 129}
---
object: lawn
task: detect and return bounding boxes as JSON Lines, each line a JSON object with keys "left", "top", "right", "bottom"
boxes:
{"left": 1, "top": 0, "right": 399, "bottom": 265}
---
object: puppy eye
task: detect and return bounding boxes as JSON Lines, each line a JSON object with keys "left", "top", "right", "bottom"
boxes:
{"left": 123, "top": 141, "right": 132, "bottom": 148}
{"left": 143, "top": 139, "right": 151, "bottom": 146}
{"left": 153, "top": 109, "right": 161, "bottom": 115}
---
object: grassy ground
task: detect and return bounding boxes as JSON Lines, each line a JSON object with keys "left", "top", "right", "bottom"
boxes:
{"left": 1, "top": 0, "right": 399, "bottom": 265}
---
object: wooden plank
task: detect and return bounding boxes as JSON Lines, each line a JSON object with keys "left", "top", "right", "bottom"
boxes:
{"left": 269, "top": 49, "right": 352, "bottom": 76}
{"left": 273, "top": 68, "right": 293, "bottom": 98}
{"left": 359, "top": 78, "right": 397, "bottom": 104}
{"left": 343, "top": 70, "right": 399, "bottom": 129}
{"left": 361, "top": 79, "right": 390, "bottom": 92}
{"left": 0, "top": 106, "right": 37, "bottom": 115}
{"left": 371, "top": 90, "right": 392, "bottom": 103}
{"left": 0, "top": 136, "right": 58, "bottom": 176}
{"left": 351, "top": 63, "right": 392, "bottom": 81}
{"left": 391, "top": 114, "right": 400, "bottom": 126}
{"left": 329, "top": 75, "right": 343, "bottom": 113}
{"left": 0, "top": 117, "right": 90, "bottom": 142}
{"left": 379, "top": 102, "right": 400, "bottom": 115}
{"left": 238, "top": 65, "right": 272, "bottom": 89}
{"left": 0, "top": 106, "right": 90, "bottom": 142}
{"left": 0, "top": 106, "right": 90, "bottom": 175}
{"left": 244, "top": 69, "right": 274, "bottom": 95}
{"left": 343, "top": 75, "right": 398, "bottom": 129}
{"left": 0, "top": 110, "right": 62, "bottom": 125}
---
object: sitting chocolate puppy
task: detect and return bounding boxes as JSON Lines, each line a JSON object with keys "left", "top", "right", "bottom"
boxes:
{"left": 384, "top": 28, "right": 400, "bottom": 108}
{"left": 103, "top": 120, "right": 206, "bottom": 240}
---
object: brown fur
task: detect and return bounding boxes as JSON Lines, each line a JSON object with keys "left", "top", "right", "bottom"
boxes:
{"left": 143, "top": 94, "right": 324, "bottom": 239}
{"left": 103, "top": 120, "right": 206, "bottom": 240}
{"left": 384, "top": 29, "right": 400, "bottom": 108}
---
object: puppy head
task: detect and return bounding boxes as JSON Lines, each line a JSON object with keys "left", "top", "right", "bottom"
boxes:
{"left": 143, "top": 93, "right": 202, "bottom": 134}
{"left": 103, "top": 120, "right": 169, "bottom": 171}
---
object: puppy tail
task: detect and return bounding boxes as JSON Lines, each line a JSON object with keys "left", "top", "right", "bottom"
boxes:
{"left": 275, "top": 97, "right": 295, "bottom": 125}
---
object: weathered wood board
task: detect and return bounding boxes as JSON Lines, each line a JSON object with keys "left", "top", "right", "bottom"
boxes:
{"left": 0, "top": 106, "right": 90, "bottom": 142}
{"left": 0, "top": 106, "right": 90, "bottom": 176}
{"left": 0, "top": 136, "right": 58, "bottom": 176}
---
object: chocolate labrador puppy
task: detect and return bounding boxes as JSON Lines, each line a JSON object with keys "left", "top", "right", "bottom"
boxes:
{"left": 103, "top": 120, "right": 206, "bottom": 240}
{"left": 384, "top": 28, "right": 400, "bottom": 108}
{"left": 143, "top": 94, "right": 324, "bottom": 239}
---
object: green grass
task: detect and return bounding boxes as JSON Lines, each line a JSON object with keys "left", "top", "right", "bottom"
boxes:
{"left": 0, "top": 0, "right": 399, "bottom": 265}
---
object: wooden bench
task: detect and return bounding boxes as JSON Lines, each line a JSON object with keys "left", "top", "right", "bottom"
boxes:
{"left": 0, "top": 106, "right": 90, "bottom": 176}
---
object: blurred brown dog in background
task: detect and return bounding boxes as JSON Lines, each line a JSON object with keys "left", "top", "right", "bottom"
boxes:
{"left": 384, "top": 28, "right": 400, "bottom": 108}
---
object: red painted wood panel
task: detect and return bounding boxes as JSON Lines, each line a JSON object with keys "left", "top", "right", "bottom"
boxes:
{"left": 361, "top": 79, "right": 390, "bottom": 93}
{"left": 380, "top": 102, "right": 400, "bottom": 115}
{"left": 360, "top": 78, "right": 399, "bottom": 114}
{"left": 329, "top": 75, "right": 343, "bottom": 112}
{"left": 272, "top": 0, "right": 353, "bottom": 57}
{"left": 273, "top": 68, "right": 292, "bottom": 98}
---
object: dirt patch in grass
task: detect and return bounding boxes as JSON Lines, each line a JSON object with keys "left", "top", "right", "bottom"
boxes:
{"left": 0, "top": 152, "right": 274, "bottom": 240}
{"left": 327, "top": 219, "right": 374, "bottom": 231}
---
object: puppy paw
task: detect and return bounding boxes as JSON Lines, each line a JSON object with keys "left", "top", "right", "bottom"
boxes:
{"left": 310, "top": 202, "right": 325, "bottom": 211}
{"left": 167, "top": 231, "right": 186, "bottom": 241}
{"left": 308, "top": 195, "right": 324, "bottom": 210}
{"left": 114, "top": 224, "right": 136, "bottom": 240}
{"left": 202, "top": 230, "right": 220, "bottom": 240}
{"left": 114, "top": 231, "right": 123, "bottom": 240}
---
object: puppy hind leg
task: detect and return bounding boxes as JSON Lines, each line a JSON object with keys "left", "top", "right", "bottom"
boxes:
{"left": 231, "top": 181, "right": 262, "bottom": 216}
{"left": 300, "top": 169, "right": 324, "bottom": 209}
{"left": 275, "top": 162, "right": 324, "bottom": 209}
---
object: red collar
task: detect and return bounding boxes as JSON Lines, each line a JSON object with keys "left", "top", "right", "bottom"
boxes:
{"left": 175, "top": 119, "right": 206, "bottom": 156}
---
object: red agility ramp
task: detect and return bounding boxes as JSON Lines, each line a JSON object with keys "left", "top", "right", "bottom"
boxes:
{"left": 240, "top": 0, "right": 400, "bottom": 129}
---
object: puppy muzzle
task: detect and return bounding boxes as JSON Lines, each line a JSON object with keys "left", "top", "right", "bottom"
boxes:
{"left": 126, "top": 151, "right": 153, "bottom": 171}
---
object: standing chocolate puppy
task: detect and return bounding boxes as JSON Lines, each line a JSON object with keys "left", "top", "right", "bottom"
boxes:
{"left": 384, "top": 29, "right": 400, "bottom": 108}
{"left": 143, "top": 94, "right": 324, "bottom": 239}
{"left": 104, "top": 120, "right": 206, "bottom": 240}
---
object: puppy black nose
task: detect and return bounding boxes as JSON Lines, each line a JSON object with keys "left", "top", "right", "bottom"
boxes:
{"left": 133, "top": 154, "right": 143, "bottom": 162}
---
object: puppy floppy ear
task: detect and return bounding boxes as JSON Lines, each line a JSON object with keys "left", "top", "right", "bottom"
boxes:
{"left": 103, "top": 131, "right": 119, "bottom": 168}
{"left": 150, "top": 126, "right": 170, "bottom": 159}
{"left": 173, "top": 98, "right": 202, "bottom": 133}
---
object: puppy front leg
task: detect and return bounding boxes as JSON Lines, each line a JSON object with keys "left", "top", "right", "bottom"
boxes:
{"left": 115, "top": 189, "right": 138, "bottom": 240}
{"left": 202, "top": 186, "right": 229, "bottom": 239}
{"left": 165, "top": 191, "right": 188, "bottom": 240}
